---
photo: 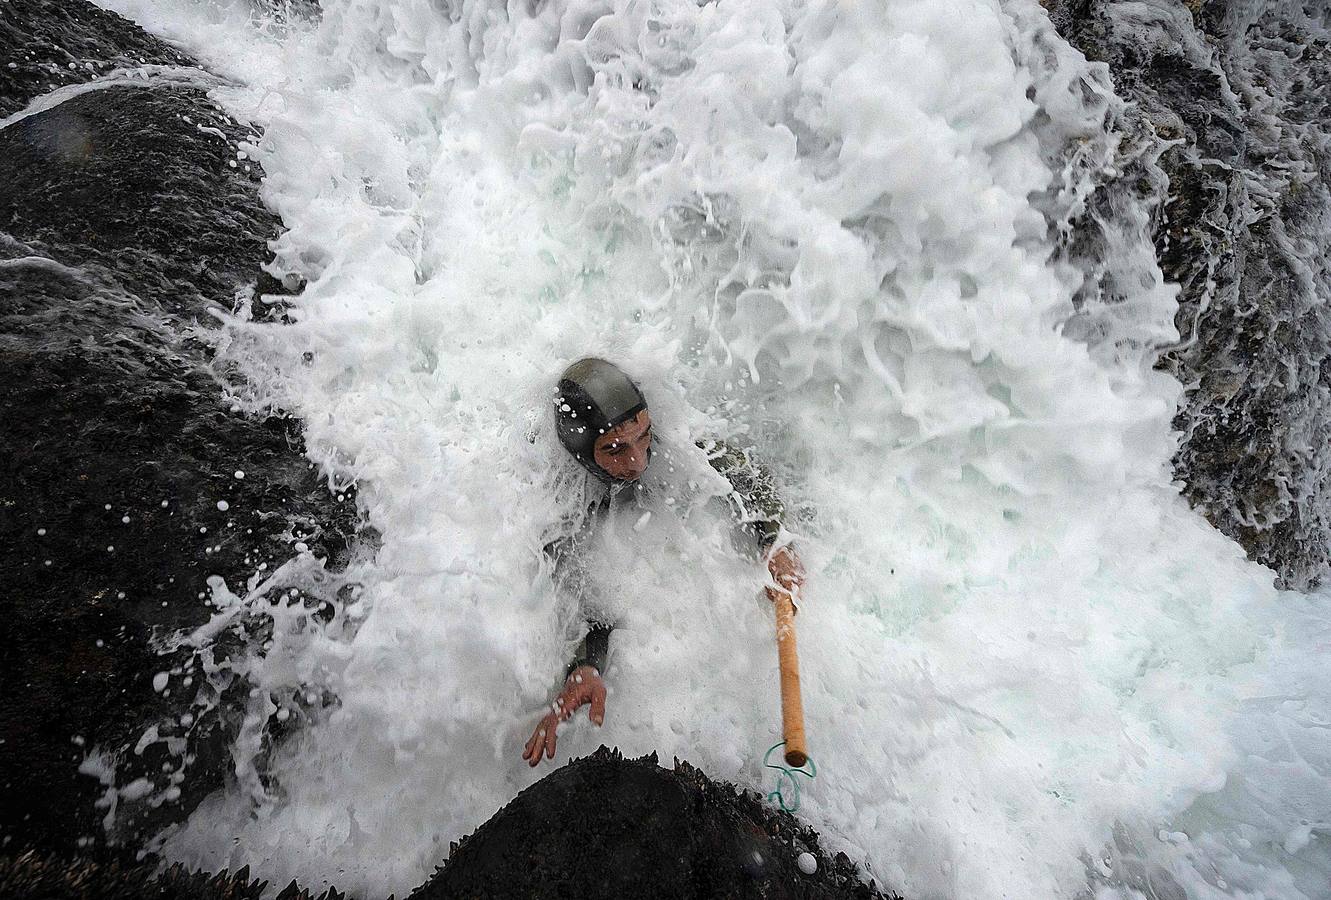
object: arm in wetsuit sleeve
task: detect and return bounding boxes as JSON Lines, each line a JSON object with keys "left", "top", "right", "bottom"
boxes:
{"left": 544, "top": 534, "right": 615, "bottom": 678}
{"left": 525, "top": 532, "right": 613, "bottom": 766}
{"left": 566, "top": 622, "right": 612, "bottom": 677}
{"left": 702, "top": 439, "right": 805, "bottom": 607}
{"left": 699, "top": 439, "right": 786, "bottom": 550}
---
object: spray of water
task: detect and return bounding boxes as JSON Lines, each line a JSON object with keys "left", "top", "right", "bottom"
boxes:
{"left": 95, "top": 0, "right": 1331, "bottom": 897}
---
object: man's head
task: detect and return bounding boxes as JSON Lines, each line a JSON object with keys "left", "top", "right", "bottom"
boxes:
{"left": 593, "top": 408, "right": 652, "bottom": 481}
{"left": 555, "top": 358, "right": 652, "bottom": 482}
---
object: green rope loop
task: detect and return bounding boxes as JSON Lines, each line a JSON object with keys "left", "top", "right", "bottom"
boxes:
{"left": 763, "top": 741, "right": 817, "bottom": 812}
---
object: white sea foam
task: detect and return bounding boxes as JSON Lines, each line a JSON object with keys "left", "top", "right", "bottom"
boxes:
{"left": 97, "top": 0, "right": 1331, "bottom": 897}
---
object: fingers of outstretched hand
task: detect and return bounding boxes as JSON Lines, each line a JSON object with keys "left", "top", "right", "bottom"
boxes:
{"left": 589, "top": 682, "right": 606, "bottom": 726}
{"left": 524, "top": 712, "right": 560, "bottom": 767}
{"left": 523, "top": 721, "right": 544, "bottom": 766}
{"left": 525, "top": 673, "right": 607, "bottom": 766}
{"left": 543, "top": 716, "right": 558, "bottom": 760}
{"left": 557, "top": 688, "right": 582, "bottom": 721}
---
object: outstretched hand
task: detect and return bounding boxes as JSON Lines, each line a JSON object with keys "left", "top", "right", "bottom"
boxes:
{"left": 522, "top": 665, "right": 606, "bottom": 767}
{"left": 766, "top": 544, "right": 804, "bottom": 607}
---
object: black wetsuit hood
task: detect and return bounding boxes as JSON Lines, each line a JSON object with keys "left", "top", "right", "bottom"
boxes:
{"left": 555, "top": 358, "right": 647, "bottom": 482}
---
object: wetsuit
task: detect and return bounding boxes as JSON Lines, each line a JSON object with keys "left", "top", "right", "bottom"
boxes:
{"left": 550, "top": 440, "right": 786, "bottom": 678}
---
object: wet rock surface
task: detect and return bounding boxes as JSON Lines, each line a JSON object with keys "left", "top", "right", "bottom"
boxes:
{"left": 0, "top": 0, "right": 356, "bottom": 860}
{"left": 0, "top": 0, "right": 194, "bottom": 119}
{"left": 3, "top": 83, "right": 271, "bottom": 314}
{"left": 0, "top": 850, "right": 343, "bottom": 900}
{"left": 416, "top": 747, "right": 894, "bottom": 900}
{"left": 1044, "top": 0, "right": 1331, "bottom": 588}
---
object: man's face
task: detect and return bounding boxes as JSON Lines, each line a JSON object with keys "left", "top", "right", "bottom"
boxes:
{"left": 593, "top": 409, "right": 652, "bottom": 481}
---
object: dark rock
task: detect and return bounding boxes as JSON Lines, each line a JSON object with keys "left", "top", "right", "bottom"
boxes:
{"left": 0, "top": 3, "right": 357, "bottom": 861}
{"left": 0, "top": 0, "right": 194, "bottom": 119}
{"left": 2, "top": 83, "right": 270, "bottom": 315}
{"left": 414, "top": 747, "right": 894, "bottom": 900}
{"left": 1045, "top": 1, "right": 1331, "bottom": 588}
{"left": 0, "top": 849, "right": 344, "bottom": 900}
{"left": 0, "top": 750, "right": 884, "bottom": 900}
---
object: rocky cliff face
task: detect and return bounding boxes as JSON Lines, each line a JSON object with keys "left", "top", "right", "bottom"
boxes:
{"left": 1042, "top": 0, "right": 1331, "bottom": 589}
{"left": 0, "top": 0, "right": 358, "bottom": 858}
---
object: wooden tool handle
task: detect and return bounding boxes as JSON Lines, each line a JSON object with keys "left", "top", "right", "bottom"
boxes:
{"left": 773, "top": 589, "right": 808, "bottom": 768}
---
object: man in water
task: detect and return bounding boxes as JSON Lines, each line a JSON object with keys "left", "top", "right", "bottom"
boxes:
{"left": 522, "top": 357, "right": 803, "bottom": 766}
